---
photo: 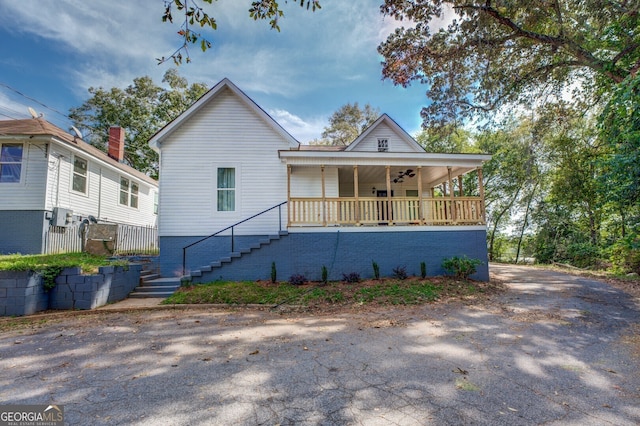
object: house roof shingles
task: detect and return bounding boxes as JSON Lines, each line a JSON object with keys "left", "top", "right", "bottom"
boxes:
{"left": 0, "top": 118, "right": 157, "bottom": 187}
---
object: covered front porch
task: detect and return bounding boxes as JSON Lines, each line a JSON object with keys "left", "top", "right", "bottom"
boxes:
{"left": 281, "top": 151, "right": 490, "bottom": 227}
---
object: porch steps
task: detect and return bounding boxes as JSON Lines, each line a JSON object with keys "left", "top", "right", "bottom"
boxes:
{"left": 185, "top": 230, "right": 289, "bottom": 282}
{"left": 129, "top": 263, "right": 181, "bottom": 298}
{"left": 129, "top": 277, "right": 182, "bottom": 298}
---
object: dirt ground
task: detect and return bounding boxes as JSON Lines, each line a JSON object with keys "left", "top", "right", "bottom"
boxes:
{"left": 1, "top": 264, "right": 639, "bottom": 425}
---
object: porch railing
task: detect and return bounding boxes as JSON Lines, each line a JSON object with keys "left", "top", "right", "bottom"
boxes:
{"left": 288, "top": 197, "right": 484, "bottom": 226}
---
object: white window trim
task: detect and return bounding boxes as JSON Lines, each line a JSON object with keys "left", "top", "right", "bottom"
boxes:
{"left": 70, "top": 155, "right": 89, "bottom": 196}
{"left": 213, "top": 164, "right": 241, "bottom": 216}
{"left": 0, "top": 142, "right": 24, "bottom": 184}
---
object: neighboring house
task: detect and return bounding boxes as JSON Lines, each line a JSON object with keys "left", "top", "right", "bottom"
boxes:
{"left": 0, "top": 118, "right": 158, "bottom": 254}
{"left": 150, "top": 78, "right": 491, "bottom": 281}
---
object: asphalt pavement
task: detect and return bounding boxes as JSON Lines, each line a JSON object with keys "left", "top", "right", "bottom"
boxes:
{"left": 1, "top": 264, "right": 639, "bottom": 425}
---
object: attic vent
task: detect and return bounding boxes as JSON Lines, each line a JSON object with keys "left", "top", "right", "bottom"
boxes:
{"left": 377, "top": 138, "right": 388, "bottom": 152}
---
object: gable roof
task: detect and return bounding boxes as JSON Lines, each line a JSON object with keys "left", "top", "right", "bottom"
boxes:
{"left": 345, "top": 114, "right": 425, "bottom": 153}
{"left": 148, "top": 78, "right": 300, "bottom": 151}
{"left": 0, "top": 118, "right": 157, "bottom": 187}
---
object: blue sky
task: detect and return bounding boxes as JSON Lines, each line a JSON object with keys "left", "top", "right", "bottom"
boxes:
{"left": 0, "top": 1, "right": 444, "bottom": 143}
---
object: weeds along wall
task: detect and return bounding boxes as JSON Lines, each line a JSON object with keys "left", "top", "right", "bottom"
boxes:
{"left": 162, "top": 227, "right": 489, "bottom": 282}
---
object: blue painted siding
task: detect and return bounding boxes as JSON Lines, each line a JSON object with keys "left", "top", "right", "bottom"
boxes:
{"left": 160, "top": 228, "right": 489, "bottom": 281}
{"left": 0, "top": 210, "right": 47, "bottom": 254}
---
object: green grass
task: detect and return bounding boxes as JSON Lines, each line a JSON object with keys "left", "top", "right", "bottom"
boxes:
{"left": 163, "top": 281, "right": 310, "bottom": 305}
{"left": 162, "top": 277, "right": 479, "bottom": 307}
{"left": 0, "top": 252, "right": 127, "bottom": 274}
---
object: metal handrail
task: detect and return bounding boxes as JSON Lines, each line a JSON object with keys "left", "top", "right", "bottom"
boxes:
{"left": 182, "top": 201, "right": 287, "bottom": 275}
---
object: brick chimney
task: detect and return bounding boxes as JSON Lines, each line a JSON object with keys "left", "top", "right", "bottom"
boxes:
{"left": 108, "top": 126, "right": 125, "bottom": 162}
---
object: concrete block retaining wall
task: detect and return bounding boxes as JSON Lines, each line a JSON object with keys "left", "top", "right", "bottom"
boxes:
{"left": 0, "top": 264, "right": 142, "bottom": 316}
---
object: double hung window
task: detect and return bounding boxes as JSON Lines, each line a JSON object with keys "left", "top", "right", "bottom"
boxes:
{"left": 120, "top": 177, "right": 139, "bottom": 208}
{"left": 72, "top": 156, "right": 88, "bottom": 193}
{"left": 0, "top": 143, "right": 23, "bottom": 183}
{"left": 217, "top": 168, "right": 235, "bottom": 211}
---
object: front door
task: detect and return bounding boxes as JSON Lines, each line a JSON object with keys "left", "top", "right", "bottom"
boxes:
{"left": 376, "top": 190, "right": 394, "bottom": 223}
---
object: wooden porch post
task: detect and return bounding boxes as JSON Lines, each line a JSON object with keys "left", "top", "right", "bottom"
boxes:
{"left": 417, "top": 166, "right": 424, "bottom": 224}
{"left": 287, "top": 164, "right": 291, "bottom": 227}
{"left": 477, "top": 166, "right": 486, "bottom": 223}
{"left": 321, "top": 165, "right": 326, "bottom": 226}
{"left": 458, "top": 175, "right": 463, "bottom": 196}
{"left": 448, "top": 166, "right": 457, "bottom": 224}
{"left": 353, "top": 165, "right": 360, "bottom": 225}
{"left": 385, "top": 165, "right": 392, "bottom": 225}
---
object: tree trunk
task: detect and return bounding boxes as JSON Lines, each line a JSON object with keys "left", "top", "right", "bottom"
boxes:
{"left": 515, "top": 183, "right": 538, "bottom": 264}
{"left": 488, "top": 188, "right": 521, "bottom": 261}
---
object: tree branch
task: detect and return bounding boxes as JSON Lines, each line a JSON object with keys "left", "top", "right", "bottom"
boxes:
{"left": 455, "top": 3, "right": 626, "bottom": 83}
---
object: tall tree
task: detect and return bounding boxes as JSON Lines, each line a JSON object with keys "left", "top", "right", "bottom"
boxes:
{"left": 378, "top": 0, "right": 640, "bottom": 130}
{"left": 599, "top": 73, "right": 640, "bottom": 208}
{"left": 317, "top": 102, "right": 380, "bottom": 146}
{"left": 477, "top": 119, "right": 544, "bottom": 261}
{"left": 69, "top": 70, "right": 208, "bottom": 179}
{"left": 415, "top": 124, "right": 477, "bottom": 153}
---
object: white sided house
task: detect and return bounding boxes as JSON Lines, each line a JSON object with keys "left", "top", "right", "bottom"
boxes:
{"left": 150, "top": 78, "right": 491, "bottom": 281}
{"left": 0, "top": 118, "right": 158, "bottom": 254}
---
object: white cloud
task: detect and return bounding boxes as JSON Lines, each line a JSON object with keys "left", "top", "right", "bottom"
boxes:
{"left": 0, "top": 91, "right": 31, "bottom": 120}
{"left": 268, "top": 108, "right": 327, "bottom": 143}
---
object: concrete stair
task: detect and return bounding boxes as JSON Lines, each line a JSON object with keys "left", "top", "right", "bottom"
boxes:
{"left": 129, "top": 266, "right": 181, "bottom": 299}
{"left": 185, "top": 230, "right": 289, "bottom": 282}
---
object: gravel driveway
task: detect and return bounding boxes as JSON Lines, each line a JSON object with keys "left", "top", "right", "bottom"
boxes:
{"left": 1, "top": 264, "right": 639, "bottom": 425}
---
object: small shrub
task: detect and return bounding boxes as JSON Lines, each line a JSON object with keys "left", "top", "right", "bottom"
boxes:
{"left": 289, "top": 274, "right": 307, "bottom": 286}
{"left": 566, "top": 242, "right": 601, "bottom": 269}
{"left": 342, "top": 272, "right": 360, "bottom": 283}
{"left": 321, "top": 265, "right": 328, "bottom": 284}
{"left": 420, "top": 261, "right": 426, "bottom": 279}
{"left": 372, "top": 261, "right": 380, "bottom": 280}
{"left": 442, "top": 256, "right": 483, "bottom": 279}
{"left": 392, "top": 265, "right": 408, "bottom": 280}
{"left": 609, "top": 235, "right": 640, "bottom": 274}
{"left": 271, "top": 262, "right": 277, "bottom": 283}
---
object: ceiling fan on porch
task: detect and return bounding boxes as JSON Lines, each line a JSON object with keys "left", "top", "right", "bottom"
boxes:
{"left": 393, "top": 169, "right": 416, "bottom": 183}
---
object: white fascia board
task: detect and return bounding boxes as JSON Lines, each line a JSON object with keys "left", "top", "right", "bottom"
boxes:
{"left": 280, "top": 150, "right": 491, "bottom": 167}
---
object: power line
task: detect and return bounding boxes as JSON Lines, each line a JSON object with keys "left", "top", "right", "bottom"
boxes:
{"left": 0, "top": 82, "right": 70, "bottom": 121}
{"left": 0, "top": 82, "right": 107, "bottom": 143}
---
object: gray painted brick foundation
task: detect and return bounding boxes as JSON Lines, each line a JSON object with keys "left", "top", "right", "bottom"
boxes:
{"left": 0, "top": 264, "right": 142, "bottom": 316}
{"left": 161, "top": 227, "right": 489, "bottom": 282}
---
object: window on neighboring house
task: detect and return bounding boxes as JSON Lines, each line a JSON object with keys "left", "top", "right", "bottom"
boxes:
{"left": 153, "top": 191, "right": 158, "bottom": 215}
{"left": 217, "top": 168, "right": 235, "bottom": 211}
{"left": 0, "top": 143, "right": 23, "bottom": 183}
{"left": 406, "top": 189, "right": 419, "bottom": 197}
{"left": 72, "top": 156, "right": 88, "bottom": 193}
{"left": 377, "top": 138, "right": 388, "bottom": 152}
{"left": 120, "top": 177, "right": 139, "bottom": 208}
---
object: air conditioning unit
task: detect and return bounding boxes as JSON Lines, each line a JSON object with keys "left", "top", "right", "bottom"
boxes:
{"left": 51, "top": 207, "right": 73, "bottom": 227}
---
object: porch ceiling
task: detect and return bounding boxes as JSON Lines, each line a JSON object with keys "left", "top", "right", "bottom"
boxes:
{"left": 335, "top": 165, "right": 475, "bottom": 188}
